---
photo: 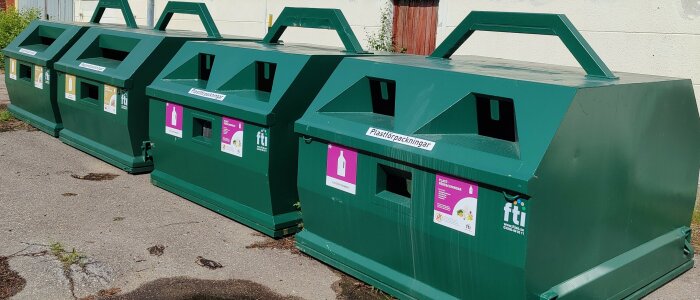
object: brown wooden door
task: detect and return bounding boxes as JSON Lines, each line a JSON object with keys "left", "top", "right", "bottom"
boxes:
{"left": 393, "top": 0, "right": 439, "bottom": 55}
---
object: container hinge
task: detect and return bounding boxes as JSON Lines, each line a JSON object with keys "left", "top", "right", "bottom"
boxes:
{"left": 682, "top": 226, "right": 694, "bottom": 258}
{"left": 141, "top": 141, "right": 154, "bottom": 162}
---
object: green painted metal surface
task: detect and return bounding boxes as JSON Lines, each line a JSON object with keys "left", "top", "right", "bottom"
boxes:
{"left": 53, "top": 1, "right": 257, "bottom": 174}
{"left": 294, "top": 11, "right": 700, "bottom": 300}
{"left": 1, "top": 0, "right": 136, "bottom": 137}
{"left": 145, "top": 7, "right": 376, "bottom": 237}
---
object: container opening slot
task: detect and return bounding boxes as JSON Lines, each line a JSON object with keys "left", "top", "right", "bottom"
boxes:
{"left": 101, "top": 48, "right": 129, "bottom": 62}
{"left": 193, "top": 118, "right": 212, "bottom": 139}
{"left": 39, "top": 36, "right": 56, "bottom": 46}
{"left": 19, "top": 25, "right": 64, "bottom": 47}
{"left": 198, "top": 54, "right": 215, "bottom": 81}
{"left": 18, "top": 64, "right": 32, "bottom": 81}
{"left": 256, "top": 61, "right": 276, "bottom": 93}
{"left": 378, "top": 164, "right": 412, "bottom": 199}
{"left": 81, "top": 82, "right": 99, "bottom": 101}
{"left": 476, "top": 94, "right": 517, "bottom": 142}
{"left": 370, "top": 78, "right": 396, "bottom": 117}
{"left": 78, "top": 35, "right": 139, "bottom": 63}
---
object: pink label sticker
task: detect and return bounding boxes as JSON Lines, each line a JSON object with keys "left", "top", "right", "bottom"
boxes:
{"left": 221, "top": 117, "right": 244, "bottom": 157}
{"left": 433, "top": 174, "right": 478, "bottom": 236}
{"left": 326, "top": 144, "right": 357, "bottom": 194}
{"left": 165, "top": 103, "right": 183, "bottom": 138}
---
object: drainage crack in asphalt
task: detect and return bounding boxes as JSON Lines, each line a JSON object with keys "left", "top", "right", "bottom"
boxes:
{"left": 5, "top": 242, "right": 115, "bottom": 300}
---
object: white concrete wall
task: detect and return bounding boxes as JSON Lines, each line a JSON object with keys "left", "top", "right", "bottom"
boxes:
{"left": 73, "top": 0, "right": 700, "bottom": 112}
{"left": 72, "top": 0, "right": 387, "bottom": 48}
{"left": 437, "top": 0, "right": 700, "bottom": 113}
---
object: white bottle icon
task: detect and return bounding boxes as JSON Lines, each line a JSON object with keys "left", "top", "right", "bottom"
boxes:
{"left": 469, "top": 186, "right": 473, "bottom": 194}
{"left": 337, "top": 151, "right": 346, "bottom": 177}
{"left": 68, "top": 78, "right": 73, "bottom": 91}
{"left": 171, "top": 107, "right": 177, "bottom": 126}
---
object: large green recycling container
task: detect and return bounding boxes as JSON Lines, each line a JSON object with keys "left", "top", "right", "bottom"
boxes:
{"left": 2, "top": 0, "right": 139, "bottom": 136}
{"left": 146, "top": 8, "right": 375, "bottom": 237}
{"left": 294, "top": 11, "right": 700, "bottom": 299}
{"left": 53, "top": 1, "right": 256, "bottom": 174}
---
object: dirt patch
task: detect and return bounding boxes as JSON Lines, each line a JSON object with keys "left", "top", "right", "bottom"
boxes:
{"left": 79, "top": 288, "right": 121, "bottom": 300}
{"left": 0, "top": 104, "right": 36, "bottom": 132}
{"left": 71, "top": 173, "right": 119, "bottom": 181}
{"left": 195, "top": 256, "right": 223, "bottom": 270}
{"left": 0, "top": 256, "right": 27, "bottom": 299}
{"left": 112, "top": 217, "right": 125, "bottom": 222}
{"left": 246, "top": 233, "right": 301, "bottom": 256}
{"left": 147, "top": 245, "right": 165, "bottom": 257}
{"left": 62, "top": 192, "right": 78, "bottom": 197}
{"left": 332, "top": 271, "right": 393, "bottom": 300}
{"left": 82, "top": 277, "right": 301, "bottom": 300}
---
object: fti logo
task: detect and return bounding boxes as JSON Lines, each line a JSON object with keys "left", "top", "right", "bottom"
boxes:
{"left": 256, "top": 129, "right": 268, "bottom": 152}
{"left": 120, "top": 90, "right": 129, "bottom": 110}
{"left": 503, "top": 198, "right": 527, "bottom": 235}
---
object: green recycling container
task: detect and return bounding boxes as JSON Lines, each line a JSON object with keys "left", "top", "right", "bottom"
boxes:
{"left": 294, "top": 11, "right": 700, "bottom": 300}
{"left": 2, "top": 0, "right": 140, "bottom": 136}
{"left": 146, "top": 7, "right": 375, "bottom": 237}
{"left": 53, "top": 1, "right": 257, "bottom": 174}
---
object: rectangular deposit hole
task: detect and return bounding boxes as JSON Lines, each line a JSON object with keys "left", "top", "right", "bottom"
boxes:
{"left": 378, "top": 164, "right": 413, "bottom": 199}
{"left": 40, "top": 36, "right": 57, "bottom": 46}
{"left": 101, "top": 48, "right": 129, "bottom": 61}
{"left": 193, "top": 118, "right": 212, "bottom": 139}
{"left": 19, "top": 64, "right": 32, "bottom": 81}
{"left": 199, "top": 53, "right": 215, "bottom": 81}
{"left": 80, "top": 82, "right": 99, "bottom": 101}
{"left": 369, "top": 78, "right": 396, "bottom": 117}
{"left": 476, "top": 94, "right": 517, "bottom": 142}
{"left": 255, "top": 61, "right": 277, "bottom": 93}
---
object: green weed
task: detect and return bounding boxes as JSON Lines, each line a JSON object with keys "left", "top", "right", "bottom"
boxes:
{"left": 49, "top": 242, "right": 86, "bottom": 267}
{"left": 0, "top": 109, "right": 11, "bottom": 122}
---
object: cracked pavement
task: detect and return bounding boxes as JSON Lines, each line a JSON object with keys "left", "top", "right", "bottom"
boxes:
{"left": 0, "top": 130, "right": 340, "bottom": 300}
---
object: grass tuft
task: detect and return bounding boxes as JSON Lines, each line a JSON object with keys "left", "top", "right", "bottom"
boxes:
{"left": 50, "top": 242, "right": 86, "bottom": 267}
{"left": 0, "top": 108, "right": 12, "bottom": 122}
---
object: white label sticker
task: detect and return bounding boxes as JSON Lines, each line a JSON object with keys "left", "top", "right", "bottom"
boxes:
{"left": 79, "top": 62, "right": 106, "bottom": 72}
{"left": 221, "top": 117, "right": 244, "bottom": 157}
{"left": 9, "top": 59, "right": 17, "bottom": 80}
{"left": 103, "top": 85, "right": 117, "bottom": 114}
{"left": 165, "top": 103, "right": 183, "bottom": 138}
{"left": 65, "top": 74, "right": 76, "bottom": 100}
{"left": 365, "top": 127, "right": 435, "bottom": 151}
{"left": 34, "top": 65, "right": 43, "bottom": 89}
{"left": 188, "top": 88, "right": 226, "bottom": 101}
{"left": 433, "top": 174, "right": 478, "bottom": 236}
{"left": 19, "top": 48, "right": 37, "bottom": 56}
{"left": 325, "top": 144, "right": 358, "bottom": 195}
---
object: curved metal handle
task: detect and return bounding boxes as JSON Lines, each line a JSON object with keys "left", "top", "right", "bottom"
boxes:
{"left": 430, "top": 11, "right": 616, "bottom": 79}
{"left": 89, "top": 0, "right": 138, "bottom": 29}
{"left": 263, "top": 7, "right": 367, "bottom": 54}
{"left": 154, "top": 1, "right": 221, "bottom": 38}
